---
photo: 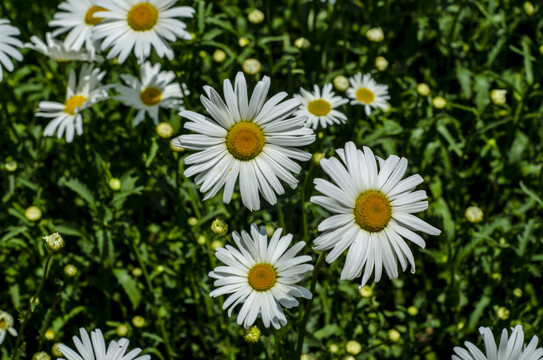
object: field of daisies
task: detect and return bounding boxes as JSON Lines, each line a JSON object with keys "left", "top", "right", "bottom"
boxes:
{"left": 1, "top": 0, "right": 543, "bottom": 359}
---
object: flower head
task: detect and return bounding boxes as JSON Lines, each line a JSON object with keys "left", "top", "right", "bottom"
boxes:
{"left": 293, "top": 84, "right": 348, "bottom": 130}
{"left": 347, "top": 73, "right": 390, "bottom": 116}
{"left": 0, "top": 310, "right": 18, "bottom": 345}
{"left": 43, "top": 232, "right": 64, "bottom": 251}
{"left": 311, "top": 142, "right": 440, "bottom": 286}
{"left": 173, "top": 72, "right": 315, "bottom": 211}
{"left": 0, "top": 19, "right": 23, "bottom": 82}
{"left": 209, "top": 224, "right": 313, "bottom": 329}
{"left": 26, "top": 32, "right": 100, "bottom": 62}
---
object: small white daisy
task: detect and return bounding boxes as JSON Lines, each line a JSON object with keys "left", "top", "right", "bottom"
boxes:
{"left": 453, "top": 325, "right": 543, "bottom": 360}
{"left": 36, "top": 64, "right": 108, "bottom": 143}
{"left": 311, "top": 141, "right": 441, "bottom": 287}
{"left": 0, "top": 310, "right": 18, "bottom": 345}
{"left": 115, "top": 61, "right": 185, "bottom": 126}
{"left": 172, "top": 72, "right": 315, "bottom": 211}
{"left": 26, "top": 32, "right": 101, "bottom": 62}
{"left": 293, "top": 84, "right": 348, "bottom": 130}
{"left": 58, "top": 328, "right": 150, "bottom": 360}
{"left": 93, "top": 0, "right": 195, "bottom": 63}
{"left": 0, "top": 19, "right": 23, "bottom": 82}
{"left": 49, "top": 0, "right": 105, "bottom": 53}
{"left": 346, "top": 73, "right": 390, "bottom": 116}
{"left": 209, "top": 223, "right": 313, "bottom": 329}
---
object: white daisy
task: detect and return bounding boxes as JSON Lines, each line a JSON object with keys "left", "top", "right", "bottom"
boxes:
{"left": 93, "top": 0, "right": 195, "bottom": 64}
{"left": 346, "top": 73, "right": 390, "bottom": 116}
{"left": 36, "top": 64, "right": 108, "bottom": 143}
{"left": 209, "top": 223, "right": 313, "bottom": 329}
{"left": 293, "top": 83, "right": 348, "bottom": 130}
{"left": 0, "top": 19, "right": 23, "bottom": 82}
{"left": 115, "top": 61, "right": 185, "bottom": 126}
{"left": 26, "top": 32, "right": 101, "bottom": 62}
{"left": 311, "top": 141, "right": 441, "bottom": 287}
{"left": 453, "top": 325, "right": 543, "bottom": 360}
{"left": 58, "top": 328, "right": 150, "bottom": 360}
{"left": 172, "top": 72, "right": 315, "bottom": 211}
{"left": 49, "top": 0, "right": 105, "bottom": 53}
{"left": 0, "top": 310, "right": 18, "bottom": 345}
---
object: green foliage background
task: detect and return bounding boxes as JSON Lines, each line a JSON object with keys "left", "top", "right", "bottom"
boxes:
{"left": 1, "top": 0, "right": 543, "bottom": 359}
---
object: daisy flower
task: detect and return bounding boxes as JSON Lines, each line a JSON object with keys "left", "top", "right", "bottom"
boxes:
{"left": 0, "top": 19, "right": 23, "bottom": 82}
{"left": 293, "top": 83, "right": 348, "bottom": 130}
{"left": 172, "top": 72, "right": 315, "bottom": 211}
{"left": 115, "top": 61, "right": 185, "bottom": 126}
{"left": 346, "top": 73, "right": 390, "bottom": 116}
{"left": 93, "top": 0, "right": 195, "bottom": 63}
{"left": 26, "top": 32, "right": 101, "bottom": 62}
{"left": 311, "top": 141, "right": 440, "bottom": 287}
{"left": 36, "top": 64, "right": 108, "bottom": 143}
{"left": 49, "top": 0, "right": 105, "bottom": 53}
{"left": 58, "top": 328, "right": 150, "bottom": 360}
{"left": 0, "top": 310, "right": 18, "bottom": 345}
{"left": 453, "top": 325, "right": 543, "bottom": 360}
{"left": 209, "top": 223, "right": 313, "bottom": 329}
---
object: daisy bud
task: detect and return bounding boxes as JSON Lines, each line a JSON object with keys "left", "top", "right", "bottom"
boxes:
{"left": 300, "top": 355, "right": 315, "bottom": 360}
{"left": 465, "top": 206, "right": 483, "bottom": 223}
{"left": 457, "top": 321, "right": 465, "bottom": 330}
{"left": 242, "top": 58, "right": 261, "bottom": 75}
{"left": 513, "top": 288, "right": 523, "bottom": 297}
{"left": 132, "top": 315, "right": 145, "bottom": 328}
{"left": 490, "top": 89, "right": 507, "bottom": 106}
{"left": 45, "top": 329, "right": 55, "bottom": 341}
{"left": 329, "top": 344, "right": 339, "bottom": 354}
{"left": 248, "top": 9, "right": 265, "bottom": 24}
{"left": 333, "top": 75, "right": 349, "bottom": 91}
{"left": 388, "top": 329, "right": 401, "bottom": 342}
{"left": 239, "top": 37, "right": 250, "bottom": 47}
{"left": 312, "top": 153, "right": 325, "bottom": 165}
{"left": 116, "top": 324, "right": 128, "bottom": 337}
{"left": 169, "top": 139, "right": 185, "bottom": 152}
{"left": 25, "top": 206, "right": 42, "bottom": 221}
{"left": 187, "top": 217, "right": 198, "bottom": 226}
{"left": 132, "top": 268, "right": 143, "bottom": 277}
{"left": 108, "top": 178, "right": 121, "bottom": 191}
{"left": 213, "top": 49, "right": 226, "bottom": 62}
{"left": 211, "top": 240, "right": 223, "bottom": 250}
{"left": 407, "top": 306, "right": 418, "bottom": 316}
{"left": 359, "top": 285, "right": 372, "bottom": 297}
{"left": 52, "top": 343, "right": 63, "bottom": 357}
{"left": 43, "top": 232, "right": 64, "bottom": 252}
{"left": 497, "top": 306, "right": 510, "bottom": 320}
{"left": 157, "top": 265, "right": 164, "bottom": 273}
{"left": 198, "top": 50, "right": 207, "bottom": 58}
{"left": 265, "top": 225, "right": 275, "bottom": 237}
{"left": 366, "top": 27, "right": 384, "bottom": 42}
{"left": 64, "top": 264, "right": 78, "bottom": 277}
{"left": 539, "top": 44, "right": 543, "bottom": 55}
{"left": 345, "top": 340, "right": 362, "bottom": 355}
{"left": 344, "top": 356, "right": 355, "bottom": 360}
{"left": 375, "top": 56, "right": 388, "bottom": 71}
{"left": 432, "top": 96, "right": 447, "bottom": 109}
{"left": 524, "top": 1, "right": 534, "bottom": 15}
{"left": 5, "top": 160, "right": 17, "bottom": 172}
{"left": 156, "top": 122, "right": 174, "bottom": 138}
{"left": 197, "top": 235, "right": 206, "bottom": 245}
{"left": 211, "top": 219, "right": 228, "bottom": 236}
{"left": 416, "top": 83, "right": 430, "bottom": 96}
{"left": 32, "top": 352, "right": 51, "bottom": 360}
{"left": 244, "top": 325, "right": 261, "bottom": 343}
{"left": 294, "top": 37, "right": 311, "bottom": 50}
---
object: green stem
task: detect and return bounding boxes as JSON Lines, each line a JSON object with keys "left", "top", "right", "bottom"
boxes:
{"left": 249, "top": 342, "right": 255, "bottom": 360}
{"left": 13, "top": 253, "right": 54, "bottom": 360}
{"left": 277, "top": 200, "right": 286, "bottom": 233}
{"left": 273, "top": 329, "right": 286, "bottom": 360}
{"left": 294, "top": 251, "right": 326, "bottom": 359}
{"left": 301, "top": 164, "right": 315, "bottom": 242}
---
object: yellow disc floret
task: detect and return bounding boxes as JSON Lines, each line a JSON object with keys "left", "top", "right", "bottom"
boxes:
{"left": 354, "top": 190, "right": 392, "bottom": 232}
{"left": 85, "top": 6, "right": 106, "bottom": 25}
{"left": 127, "top": 4, "right": 158, "bottom": 31}
{"left": 307, "top": 99, "right": 331, "bottom": 116}
{"left": 226, "top": 122, "right": 265, "bottom": 161}
{"left": 64, "top": 95, "right": 87, "bottom": 115}
{"left": 248, "top": 263, "right": 277, "bottom": 291}
{"left": 140, "top": 86, "right": 162, "bottom": 106}
{"left": 355, "top": 88, "right": 375, "bottom": 104}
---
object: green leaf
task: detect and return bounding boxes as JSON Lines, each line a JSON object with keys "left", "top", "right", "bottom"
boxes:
{"left": 519, "top": 181, "right": 543, "bottom": 207}
{"left": 59, "top": 177, "right": 96, "bottom": 207}
{"left": 521, "top": 36, "right": 534, "bottom": 84}
{"left": 113, "top": 269, "right": 142, "bottom": 310}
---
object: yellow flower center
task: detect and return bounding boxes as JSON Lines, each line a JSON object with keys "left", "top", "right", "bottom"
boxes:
{"left": 225, "top": 122, "right": 265, "bottom": 161}
{"left": 140, "top": 87, "right": 162, "bottom": 106}
{"left": 248, "top": 263, "right": 277, "bottom": 291}
{"left": 85, "top": 6, "right": 107, "bottom": 25}
{"left": 0, "top": 319, "right": 6, "bottom": 329}
{"left": 307, "top": 99, "right": 331, "bottom": 116}
{"left": 64, "top": 95, "right": 87, "bottom": 115}
{"left": 355, "top": 88, "right": 375, "bottom": 104}
{"left": 354, "top": 190, "right": 392, "bottom": 232}
{"left": 127, "top": 3, "right": 158, "bottom": 31}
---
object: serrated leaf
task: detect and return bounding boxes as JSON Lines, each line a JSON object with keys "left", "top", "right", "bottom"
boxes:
{"left": 59, "top": 177, "right": 96, "bottom": 207}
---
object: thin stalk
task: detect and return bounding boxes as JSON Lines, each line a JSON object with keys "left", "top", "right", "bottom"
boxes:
{"left": 294, "top": 251, "right": 326, "bottom": 359}
{"left": 301, "top": 163, "right": 315, "bottom": 242}
{"left": 272, "top": 328, "right": 286, "bottom": 360}
{"left": 277, "top": 200, "right": 286, "bottom": 233}
{"left": 13, "top": 253, "right": 54, "bottom": 360}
